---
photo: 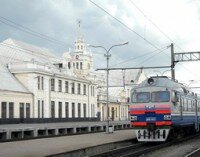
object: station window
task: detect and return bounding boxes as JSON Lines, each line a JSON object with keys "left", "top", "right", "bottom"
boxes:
{"left": 38, "top": 76, "right": 44, "bottom": 90}
{"left": 38, "top": 100, "right": 40, "bottom": 118}
{"left": 78, "top": 83, "right": 81, "bottom": 94}
{"left": 80, "top": 62, "right": 83, "bottom": 69}
{"left": 51, "top": 78, "right": 55, "bottom": 91}
{"left": 71, "top": 82, "right": 75, "bottom": 94}
{"left": 83, "top": 84, "right": 86, "bottom": 95}
{"left": 83, "top": 103, "right": 86, "bottom": 117}
{"left": 19, "top": 103, "right": 25, "bottom": 119}
{"left": 9, "top": 102, "right": 14, "bottom": 118}
{"left": 65, "top": 102, "right": 69, "bottom": 118}
{"left": 76, "top": 62, "right": 79, "bottom": 69}
{"left": 37, "top": 76, "right": 40, "bottom": 90}
{"left": 78, "top": 103, "right": 81, "bottom": 118}
{"left": 51, "top": 101, "right": 55, "bottom": 118}
{"left": 26, "top": 103, "right": 30, "bottom": 118}
{"left": 68, "top": 62, "right": 71, "bottom": 69}
{"left": 59, "top": 102, "right": 62, "bottom": 118}
{"left": 65, "top": 81, "right": 69, "bottom": 93}
{"left": 58, "top": 80, "right": 62, "bottom": 92}
{"left": 41, "top": 77, "right": 44, "bottom": 90}
{"left": 72, "top": 103, "right": 75, "bottom": 118}
{"left": 1, "top": 102, "right": 7, "bottom": 118}
{"left": 41, "top": 100, "right": 44, "bottom": 118}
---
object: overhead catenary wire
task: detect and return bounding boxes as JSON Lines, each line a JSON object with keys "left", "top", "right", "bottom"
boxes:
{"left": 110, "top": 46, "right": 168, "bottom": 67}
{"left": 0, "top": 16, "right": 72, "bottom": 48}
{"left": 135, "top": 46, "right": 169, "bottom": 67}
{"left": 129, "top": 0, "right": 184, "bottom": 52}
{"left": 89, "top": 0, "right": 161, "bottom": 51}
{"left": 128, "top": 0, "right": 200, "bottom": 81}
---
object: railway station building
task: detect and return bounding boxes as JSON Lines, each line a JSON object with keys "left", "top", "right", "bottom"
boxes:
{"left": 0, "top": 37, "right": 97, "bottom": 122}
{"left": 0, "top": 35, "right": 145, "bottom": 123}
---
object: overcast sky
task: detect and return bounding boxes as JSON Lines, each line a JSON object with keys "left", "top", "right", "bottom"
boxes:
{"left": 1, "top": 0, "right": 200, "bottom": 88}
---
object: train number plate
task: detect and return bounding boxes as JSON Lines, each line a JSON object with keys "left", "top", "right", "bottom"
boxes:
{"left": 146, "top": 117, "right": 156, "bottom": 121}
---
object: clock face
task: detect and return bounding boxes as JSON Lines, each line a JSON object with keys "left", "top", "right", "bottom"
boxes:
{"left": 75, "top": 55, "right": 79, "bottom": 60}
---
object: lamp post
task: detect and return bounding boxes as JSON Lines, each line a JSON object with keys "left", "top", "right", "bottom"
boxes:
{"left": 88, "top": 41, "right": 128, "bottom": 133}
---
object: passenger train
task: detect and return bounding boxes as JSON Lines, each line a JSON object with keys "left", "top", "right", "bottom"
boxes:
{"left": 129, "top": 76, "right": 200, "bottom": 142}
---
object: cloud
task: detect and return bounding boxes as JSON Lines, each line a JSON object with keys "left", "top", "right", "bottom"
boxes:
{"left": 0, "top": 0, "right": 200, "bottom": 86}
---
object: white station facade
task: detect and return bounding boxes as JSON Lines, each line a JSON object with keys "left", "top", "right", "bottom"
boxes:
{"left": 0, "top": 34, "right": 145, "bottom": 123}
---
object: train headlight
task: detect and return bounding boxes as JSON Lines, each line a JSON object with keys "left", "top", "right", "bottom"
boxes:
{"left": 130, "top": 116, "right": 137, "bottom": 121}
{"left": 164, "top": 115, "right": 171, "bottom": 121}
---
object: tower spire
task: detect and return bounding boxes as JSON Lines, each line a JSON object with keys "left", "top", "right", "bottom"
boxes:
{"left": 77, "top": 19, "right": 82, "bottom": 38}
{"left": 75, "top": 20, "right": 85, "bottom": 53}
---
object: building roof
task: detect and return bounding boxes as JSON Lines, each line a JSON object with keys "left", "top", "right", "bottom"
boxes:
{"left": 0, "top": 62, "right": 30, "bottom": 93}
{"left": 0, "top": 38, "right": 60, "bottom": 93}
{"left": 0, "top": 38, "right": 58, "bottom": 65}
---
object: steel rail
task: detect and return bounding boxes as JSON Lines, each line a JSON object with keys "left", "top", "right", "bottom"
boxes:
{"left": 89, "top": 133, "right": 200, "bottom": 157}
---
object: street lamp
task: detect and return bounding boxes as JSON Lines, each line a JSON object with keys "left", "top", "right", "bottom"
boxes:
{"left": 88, "top": 41, "right": 129, "bottom": 133}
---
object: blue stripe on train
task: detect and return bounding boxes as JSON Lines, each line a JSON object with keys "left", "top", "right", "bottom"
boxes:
{"left": 171, "top": 115, "right": 200, "bottom": 126}
{"left": 132, "top": 114, "right": 165, "bottom": 122}
{"left": 131, "top": 114, "right": 200, "bottom": 126}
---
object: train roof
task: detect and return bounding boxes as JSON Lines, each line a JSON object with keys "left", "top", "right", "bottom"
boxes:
{"left": 135, "top": 76, "right": 188, "bottom": 92}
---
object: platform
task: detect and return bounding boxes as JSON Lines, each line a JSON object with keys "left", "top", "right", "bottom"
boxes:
{"left": 0, "top": 129, "right": 135, "bottom": 157}
{"left": 0, "top": 121, "right": 131, "bottom": 141}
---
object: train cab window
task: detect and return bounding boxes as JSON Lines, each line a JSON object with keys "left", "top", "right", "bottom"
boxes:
{"left": 131, "top": 92, "right": 150, "bottom": 103}
{"left": 151, "top": 91, "right": 170, "bottom": 102}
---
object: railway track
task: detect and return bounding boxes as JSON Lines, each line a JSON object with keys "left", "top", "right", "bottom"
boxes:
{"left": 89, "top": 133, "right": 200, "bottom": 157}
{"left": 185, "top": 147, "right": 200, "bottom": 157}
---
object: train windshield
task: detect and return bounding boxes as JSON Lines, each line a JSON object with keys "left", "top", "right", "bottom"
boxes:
{"left": 151, "top": 91, "right": 170, "bottom": 102}
{"left": 132, "top": 92, "right": 150, "bottom": 103}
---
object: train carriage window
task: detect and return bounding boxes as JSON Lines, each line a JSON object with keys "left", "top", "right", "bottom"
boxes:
{"left": 188, "top": 100, "right": 192, "bottom": 112}
{"left": 191, "top": 100, "right": 194, "bottom": 112}
{"left": 198, "top": 102, "right": 200, "bottom": 112}
{"left": 184, "top": 99, "right": 187, "bottom": 111}
{"left": 181, "top": 98, "right": 185, "bottom": 111}
{"left": 131, "top": 92, "right": 150, "bottom": 103}
{"left": 151, "top": 91, "right": 170, "bottom": 102}
{"left": 183, "top": 98, "right": 187, "bottom": 111}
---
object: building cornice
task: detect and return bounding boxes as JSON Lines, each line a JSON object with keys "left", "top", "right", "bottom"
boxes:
{"left": 10, "top": 69, "right": 95, "bottom": 84}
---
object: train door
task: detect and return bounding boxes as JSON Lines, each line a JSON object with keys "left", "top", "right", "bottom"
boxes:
{"left": 194, "top": 94, "right": 199, "bottom": 131}
{"left": 171, "top": 92, "right": 180, "bottom": 114}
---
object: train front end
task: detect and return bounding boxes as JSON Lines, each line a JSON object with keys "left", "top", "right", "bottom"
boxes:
{"left": 129, "top": 77, "right": 172, "bottom": 142}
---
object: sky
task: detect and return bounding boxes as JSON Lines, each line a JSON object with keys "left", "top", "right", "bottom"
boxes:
{"left": 0, "top": 0, "right": 200, "bottom": 89}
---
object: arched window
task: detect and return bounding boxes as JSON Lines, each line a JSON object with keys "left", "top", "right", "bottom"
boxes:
{"left": 68, "top": 62, "right": 71, "bottom": 69}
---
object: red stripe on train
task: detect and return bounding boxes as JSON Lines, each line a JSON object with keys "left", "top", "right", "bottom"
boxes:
{"left": 129, "top": 110, "right": 171, "bottom": 115}
{"left": 131, "top": 122, "right": 147, "bottom": 126}
{"left": 156, "top": 121, "right": 172, "bottom": 126}
{"left": 131, "top": 121, "right": 172, "bottom": 126}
